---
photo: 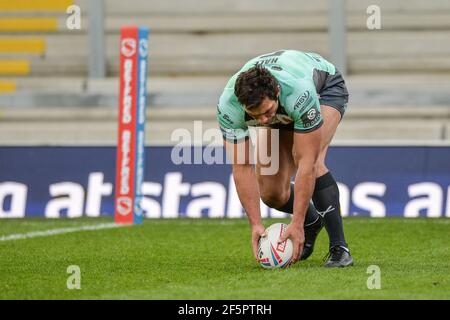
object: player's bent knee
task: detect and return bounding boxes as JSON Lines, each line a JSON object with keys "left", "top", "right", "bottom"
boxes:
{"left": 260, "top": 189, "right": 290, "bottom": 209}
{"left": 316, "top": 162, "right": 328, "bottom": 178}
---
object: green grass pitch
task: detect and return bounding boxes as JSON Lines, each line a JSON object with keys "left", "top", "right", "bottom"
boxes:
{"left": 0, "top": 217, "right": 449, "bottom": 299}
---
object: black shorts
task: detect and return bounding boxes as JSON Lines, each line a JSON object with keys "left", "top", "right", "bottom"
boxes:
{"left": 318, "top": 69, "right": 349, "bottom": 118}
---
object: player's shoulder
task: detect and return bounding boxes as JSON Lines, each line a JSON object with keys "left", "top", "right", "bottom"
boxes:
{"left": 218, "top": 88, "right": 239, "bottom": 116}
{"left": 280, "top": 78, "right": 322, "bottom": 131}
{"left": 218, "top": 70, "right": 237, "bottom": 102}
{"left": 281, "top": 76, "right": 316, "bottom": 108}
{"left": 217, "top": 77, "right": 245, "bottom": 130}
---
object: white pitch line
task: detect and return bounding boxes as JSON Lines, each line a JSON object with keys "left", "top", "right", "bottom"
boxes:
{"left": 0, "top": 223, "right": 128, "bottom": 242}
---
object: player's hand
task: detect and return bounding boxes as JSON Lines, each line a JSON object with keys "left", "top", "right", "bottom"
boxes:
{"left": 278, "top": 222, "right": 305, "bottom": 265}
{"left": 251, "top": 224, "right": 267, "bottom": 262}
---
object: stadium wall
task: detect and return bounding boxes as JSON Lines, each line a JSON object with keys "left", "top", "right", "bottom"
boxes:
{"left": 0, "top": 146, "right": 449, "bottom": 219}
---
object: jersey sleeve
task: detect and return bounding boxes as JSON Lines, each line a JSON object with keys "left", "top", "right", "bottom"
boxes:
{"left": 286, "top": 81, "right": 323, "bottom": 133}
{"left": 217, "top": 92, "right": 249, "bottom": 144}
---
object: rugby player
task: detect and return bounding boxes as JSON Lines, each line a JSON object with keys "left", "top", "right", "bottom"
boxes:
{"left": 217, "top": 50, "right": 353, "bottom": 267}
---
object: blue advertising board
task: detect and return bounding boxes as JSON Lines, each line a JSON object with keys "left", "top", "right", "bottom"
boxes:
{"left": 0, "top": 146, "right": 449, "bottom": 218}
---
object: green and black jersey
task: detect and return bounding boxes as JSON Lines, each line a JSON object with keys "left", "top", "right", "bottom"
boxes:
{"left": 217, "top": 50, "right": 337, "bottom": 143}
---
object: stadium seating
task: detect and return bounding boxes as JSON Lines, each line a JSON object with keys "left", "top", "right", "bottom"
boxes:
{"left": 0, "top": 0, "right": 449, "bottom": 145}
{"left": 12, "top": 0, "right": 450, "bottom": 76}
{"left": 0, "top": 105, "right": 449, "bottom": 145}
{"left": 0, "top": 0, "right": 70, "bottom": 91}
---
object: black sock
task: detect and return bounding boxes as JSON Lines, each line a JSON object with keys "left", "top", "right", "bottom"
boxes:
{"left": 277, "top": 182, "right": 320, "bottom": 226}
{"left": 312, "top": 172, "right": 348, "bottom": 249}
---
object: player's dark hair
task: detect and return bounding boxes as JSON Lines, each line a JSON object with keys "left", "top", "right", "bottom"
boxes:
{"left": 234, "top": 65, "right": 278, "bottom": 109}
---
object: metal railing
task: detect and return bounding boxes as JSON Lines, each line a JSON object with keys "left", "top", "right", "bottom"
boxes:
{"left": 329, "top": 0, "right": 347, "bottom": 77}
{"left": 88, "top": 0, "right": 105, "bottom": 78}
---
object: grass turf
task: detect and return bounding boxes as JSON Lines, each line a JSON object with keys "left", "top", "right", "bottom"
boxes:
{"left": 0, "top": 217, "right": 449, "bottom": 299}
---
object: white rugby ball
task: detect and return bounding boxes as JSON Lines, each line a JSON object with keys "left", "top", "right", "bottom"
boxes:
{"left": 258, "top": 223, "right": 293, "bottom": 269}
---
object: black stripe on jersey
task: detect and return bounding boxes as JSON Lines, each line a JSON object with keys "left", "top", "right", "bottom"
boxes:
{"left": 294, "top": 119, "right": 324, "bottom": 134}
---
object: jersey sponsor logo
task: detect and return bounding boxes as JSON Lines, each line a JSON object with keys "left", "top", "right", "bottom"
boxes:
{"left": 294, "top": 91, "right": 313, "bottom": 111}
{"left": 271, "top": 65, "right": 283, "bottom": 71}
{"left": 223, "top": 113, "right": 234, "bottom": 125}
{"left": 307, "top": 108, "right": 316, "bottom": 120}
{"left": 301, "top": 105, "right": 321, "bottom": 128}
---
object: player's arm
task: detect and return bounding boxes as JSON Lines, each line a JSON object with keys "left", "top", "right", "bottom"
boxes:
{"left": 217, "top": 97, "right": 266, "bottom": 261}
{"left": 289, "top": 129, "right": 322, "bottom": 261}
{"left": 278, "top": 84, "right": 323, "bottom": 262}
{"left": 223, "top": 138, "right": 266, "bottom": 261}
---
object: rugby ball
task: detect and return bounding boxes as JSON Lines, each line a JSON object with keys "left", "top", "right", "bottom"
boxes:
{"left": 258, "top": 223, "right": 293, "bottom": 269}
